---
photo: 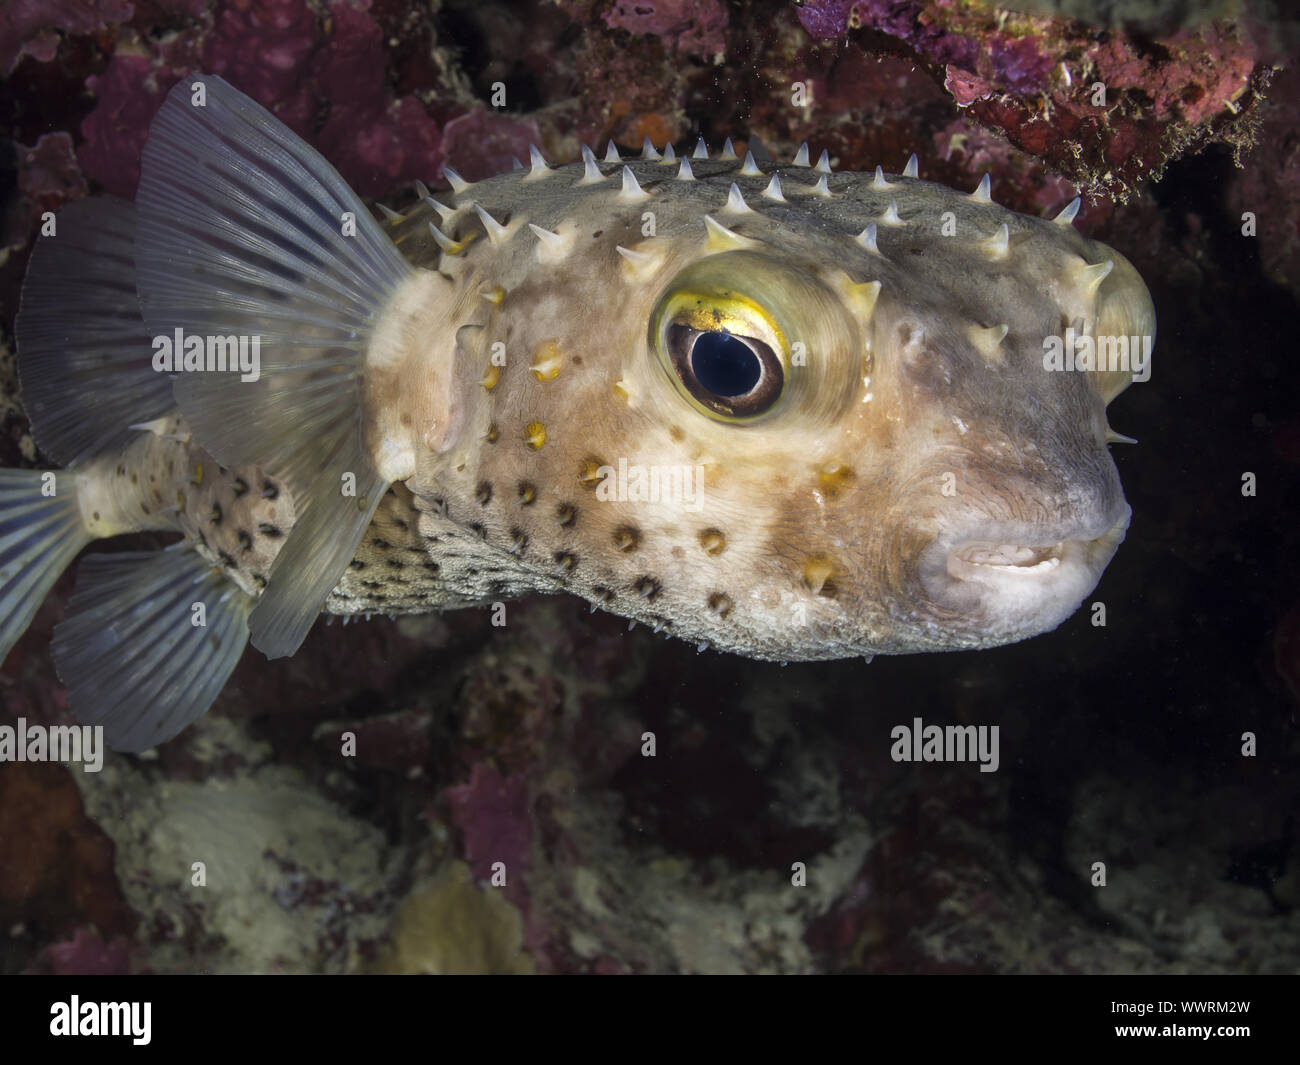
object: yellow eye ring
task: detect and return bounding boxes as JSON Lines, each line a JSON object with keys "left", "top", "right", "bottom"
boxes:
{"left": 653, "top": 288, "right": 789, "bottom": 422}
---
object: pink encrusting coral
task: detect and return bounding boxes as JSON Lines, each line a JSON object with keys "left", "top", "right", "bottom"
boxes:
{"left": 793, "top": 0, "right": 1270, "bottom": 201}
{"left": 0, "top": 0, "right": 133, "bottom": 74}
{"left": 67, "top": 0, "right": 446, "bottom": 200}
{"left": 602, "top": 0, "right": 729, "bottom": 56}
{"left": 31, "top": 928, "right": 132, "bottom": 975}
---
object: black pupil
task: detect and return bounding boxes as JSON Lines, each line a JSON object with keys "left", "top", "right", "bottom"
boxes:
{"left": 691, "top": 332, "right": 761, "bottom": 397}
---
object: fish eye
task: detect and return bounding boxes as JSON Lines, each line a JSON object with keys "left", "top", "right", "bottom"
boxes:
{"left": 653, "top": 285, "right": 789, "bottom": 422}
{"left": 666, "top": 324, "right": 782, "bottom": 418}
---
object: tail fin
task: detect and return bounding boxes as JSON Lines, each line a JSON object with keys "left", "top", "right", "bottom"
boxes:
{"left": 136, "top": 75, "right": 413, "bottom": 659}
{"left": 0, "top": 470, "right": 91, "bottom": 664}
{"left": 52, "top": 546, "right": 253, "bottom": 752}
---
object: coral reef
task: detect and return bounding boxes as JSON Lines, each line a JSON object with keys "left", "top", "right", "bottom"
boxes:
{"left": 792, "top": 0, "right": 1274, "bottom": 201}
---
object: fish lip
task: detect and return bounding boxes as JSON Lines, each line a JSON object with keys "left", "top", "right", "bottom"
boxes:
{"left": 919, "top": 503, "right": 1132, "bottom": 630}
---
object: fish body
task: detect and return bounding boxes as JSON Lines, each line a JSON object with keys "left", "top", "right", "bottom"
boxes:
{"left": 0, "top": 77, "right": 1154, "bottom": 750}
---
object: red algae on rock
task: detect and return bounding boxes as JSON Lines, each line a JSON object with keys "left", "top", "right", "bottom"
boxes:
{"left": 794, "top": 0, "right": 1274, "bottom": 201}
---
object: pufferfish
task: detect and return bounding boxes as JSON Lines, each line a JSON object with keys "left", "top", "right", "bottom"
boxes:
{"left": 0, "top": 76, "right": 1154, "bottom": 753}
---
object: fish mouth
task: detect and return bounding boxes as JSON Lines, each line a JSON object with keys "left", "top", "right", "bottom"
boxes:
{"left": 920, "top": 504, "right": 1132, "bottom": 638}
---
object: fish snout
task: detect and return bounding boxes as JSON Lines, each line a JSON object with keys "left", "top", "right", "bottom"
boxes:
{"left": 918, "top": 503, "right": 1132, "bottom": 640}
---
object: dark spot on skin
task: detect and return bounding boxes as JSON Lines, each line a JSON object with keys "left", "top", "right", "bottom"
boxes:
{"left": 261, "top": 480, "right": 279, "bottom": 500}
{"left": 218, "top": 465, "right": 228, "bottom": 476}
{"left": 467, "top": 567, "right": 480, "bottom": 577}
{"left": 518, "top": 481, "right": 537, "bottom": 505}
{"left": 369, "top": 592, "right": 390, "bottom": 602}
{"left": 707, "top": 592, "right": 733, "bottom": 617}
{"left": 593, "top": 230, "right": 603, "bottom": 238}
{"left": 140, "top": 503, "right": 151, "bottom": 516}
{"left": 232, "top": 477, "right": 248, "bottom": 497}
{"left": 394, "top": 518, "right": 409, "bottom": 531}
{"left": 699, "top": 528, "right": 726, "bottom": 555}
{"left": 218, "top": 550, "right": 235, "bottom": 568}
{"left": 209, "top": 503, "right": 222, "bottom": 525}
{"left": 130, "top": 473, "right": 138, "bottom": 485}
{"left": 372, "top": 538, "right": 391, "bottom": 549}
{"left": 362, "top": 580, "right": 382, "bottom": 590}
{"left": 470, "top": 523, "right": 486, "bottom": 539}
{"left": 349, "top": 559, "right": 366, "bottom": 570}
{"left": 196, "top": 530, "right": 209, "bottom": 549}
{"left": 669, "top": 425, "right": 685, "bottom": 443}
{"left": 573, "top": 355, "right": 583, "bottom": 366}
{"left": 149, "top": 474, "right": 156, "bottom": 483}
{"left": 116, "top": 465, "right": 125, "bottom": 476}
{"left": 253, "top": 573, "right": 267, "bottom": 590}
{"left": 152, "top": 489, "right": 163, "bottom": 504}
{"left": 476, "top": 481, "right": 493, "bottom": 506}
{"left": 556, "top": 502, "right": 577, "bottom": 527}
{"left": 486, "top": 424, "right": 500, "bottom": 443}
{"left": 387, "top": 559, "right": 405, "bottom": 569}
{"left": 237, "top": 530, "right": 253, "bottom": 552}
{"left": 592, "top": 586, "right": 616, "bottom": 603}
{"left": 422, "top": 561, "right": 441, "bottom": 573}
{"left": 401, "top": 412, "right": 412, "bottom": 426}
{"left": 634, "top": 576, "right": 661, "bottom": 600}
{"left": 510, "top": 527, "right": 528, "bottom": 553}
{"left": 258, "top": 523, "right": 283, "bottom": 538}
{"left": 554, "top": 551, "right": 577, "bottom": 573}
{"left": 613, "top": 525, "right": 641, "bottom": 552}
{"left": 92, "top": 511, "right": 100, "bottom": 521}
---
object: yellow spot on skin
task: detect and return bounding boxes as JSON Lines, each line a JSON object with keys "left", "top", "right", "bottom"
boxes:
{"left": 817, "top": 462, "right": 856, "bottom": 500}
{"left": 967, "top": 323, "right": 1009, "bottom": 366}
{"left": 578, "top": 458, "right": 605, "bottom": 488}
{"left": 192, "top": 463, "right": 204, "bottom": 487}
{"left": 613, "top": 379, "right": 633, "bottom": 403}
{"left": 531, "top": 340, "right": 564, "bottom": 381}
{"left": 802, "top": 558, "right": 837, "bottom": 596}
{"left": 841, "top": 279, "right": 881, "bottom": 322}
{"left": 482, "top": 285, "right": 505, "bottom": 305}
{"left": 481, "top": 364, "right": 501, "bottom": 391}
{"left": 699, "top": 528, "right": 726, "bottom": 556}
{"left": 524, "top": 421, "right": 547, "bottom": 450}
{"left": 485, "top": 423, "right": 500, "bottom": 443}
